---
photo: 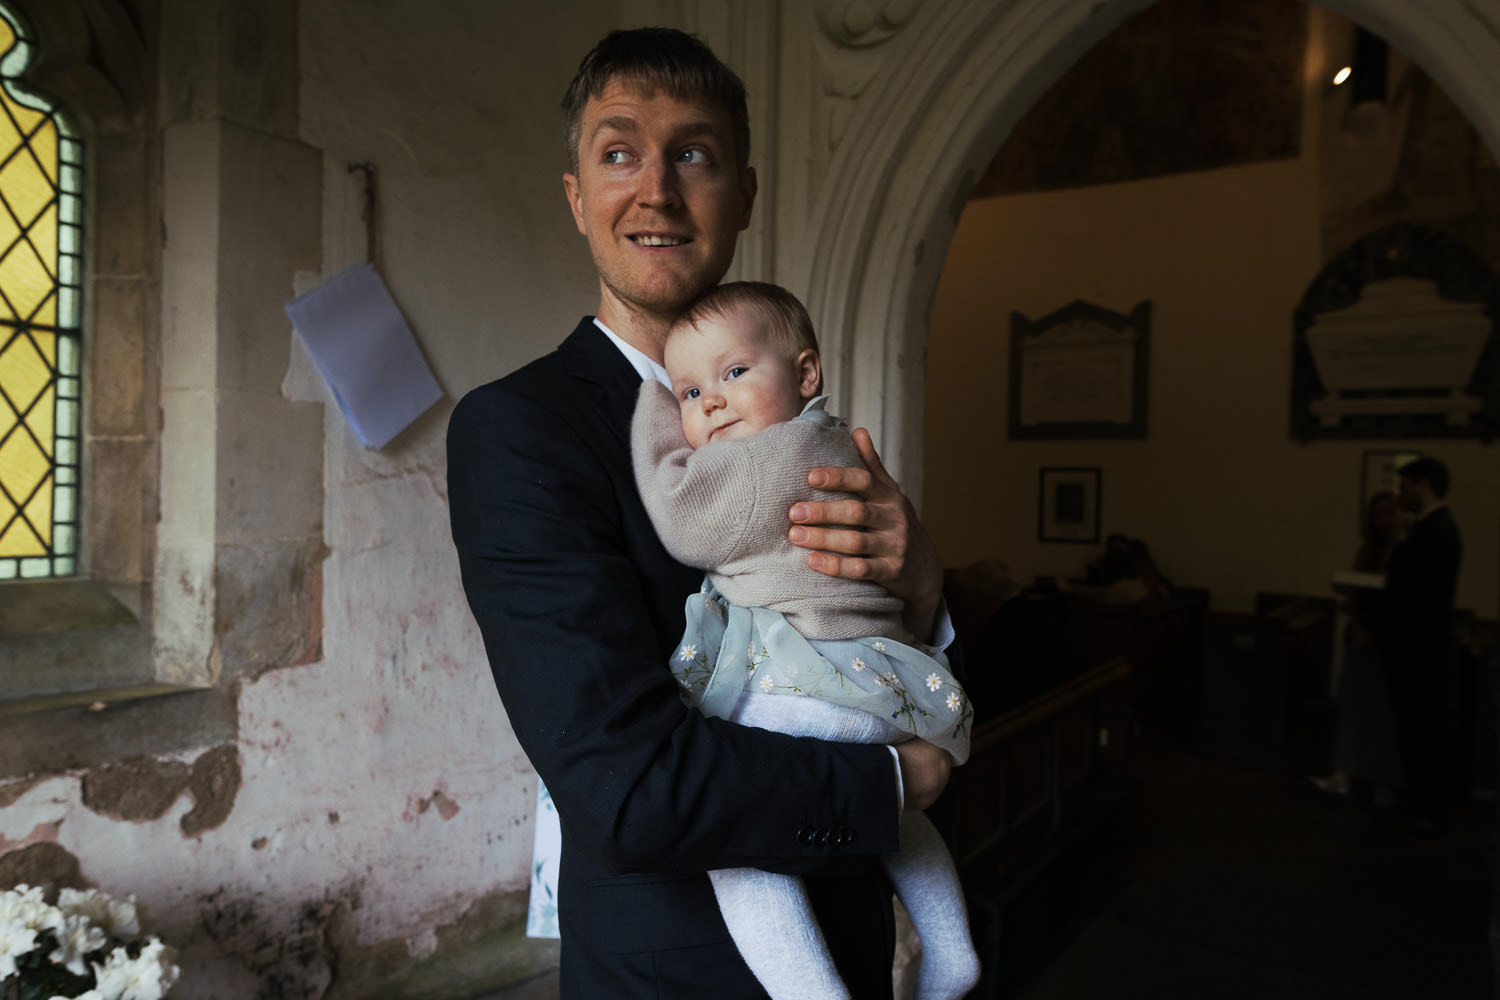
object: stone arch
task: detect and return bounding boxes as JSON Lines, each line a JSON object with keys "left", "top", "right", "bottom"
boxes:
{"left": 797, "top": 0, "right": 1500, "bottom": 498}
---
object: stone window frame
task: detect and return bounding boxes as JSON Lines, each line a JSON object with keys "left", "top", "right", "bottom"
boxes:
{"left": 0, "top": 0, "right": 163, "bottom": 708}
{"left": 1, "top": 0, "right": 328, "bottom": 779}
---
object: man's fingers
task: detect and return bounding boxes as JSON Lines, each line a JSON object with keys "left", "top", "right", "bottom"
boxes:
{"left": 806, "top": 551, "right": 898, "bottom": 582}
{"left": 789, "top": 498, "right": 878, "bottom": 527}
{"left": 850, "top": 427, "right": 895, "bottom": 486}
{"left": 806, "top": 463, "right": 874, "bottom": 495}
{"left": 792, "top": 524, "right": 883, "bottom": 557}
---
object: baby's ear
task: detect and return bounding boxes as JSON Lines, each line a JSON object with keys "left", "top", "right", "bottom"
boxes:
{"left": 796, "top": 349, "right": 822, "bottom": 400}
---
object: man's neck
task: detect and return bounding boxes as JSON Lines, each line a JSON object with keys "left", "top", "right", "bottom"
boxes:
{"left": 597, "top": 299, "right": 672, "bottom": 364}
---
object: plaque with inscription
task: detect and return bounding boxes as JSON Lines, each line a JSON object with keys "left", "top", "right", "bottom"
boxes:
{"left": 1009, "top": 300, "right": 1150, "bottom": 439}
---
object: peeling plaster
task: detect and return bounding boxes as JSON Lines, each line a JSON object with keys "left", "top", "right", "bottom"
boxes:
{"left": 0, "top": 776, "right": 44, "bottom": 809}
{"left": 78, "top": 744, "right": 241, "bottom": 837}
{"left": 0, "top": 820, "right": 63, "bottom": 855}
{"left": 414, "top": 789, "right": 461, "bottom": 821}
{"left": 182, "top": 744, "right": 242, "bottom": 836}
{"left": 0, "top": 842, "right": 86, "bottom": 892}
{"left": 82, "top": 757, "right": 193, "bottom": 821}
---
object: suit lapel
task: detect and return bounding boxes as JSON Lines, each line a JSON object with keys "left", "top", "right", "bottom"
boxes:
{"left": 559, "top": 318, "right": 643, "bottom": 452}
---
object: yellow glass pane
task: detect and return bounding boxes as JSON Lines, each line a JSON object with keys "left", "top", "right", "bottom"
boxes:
{"left": 0, "top": 15, "right": 13, "bottom": 51}
{"left": 0, "top": 195, "right": 19, "bottom": 256}
{"left": 0, "top": 325, "right": 48, "bottom": 411}
{"left": 0, "top": 138, "right": 51, "bottom": 226}
{"left": 24, "top": 382, "right": 53, "bottom": 457}
{"left": 0, "top": 425, "right": 46, "bottom": 506}
{"left": 32, "top": 200, "right": 54, "bottom": 269}
{"left": 28, "top": 112, "right": 54, "bottom": 183}
{"left": 0, "top": 240, "right": 48, "bottom": 319}
{"left": 22, "top": 473, "right": 49, "bottom": 546}
{"left": 0, "top": 110, "right": 20, "bottom": 172}
{"left": 0, "top": 509, "right": 45, "bottom": 556}
{"left": 1, "top": 88, "right": 45, "bottom": 139}
{"left": 34, "top": 288, "right": 53, "bottom": 326}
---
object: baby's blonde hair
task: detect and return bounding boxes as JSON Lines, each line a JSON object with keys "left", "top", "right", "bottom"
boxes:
{"left": 669, "top": 281, "right": 822, "bottom": 392}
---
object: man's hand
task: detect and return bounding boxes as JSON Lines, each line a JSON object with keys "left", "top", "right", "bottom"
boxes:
{"left": 787, "top": 428, "right": 944, "bottom": 640}
{"left": 895, "top": 740, "right": 952, "bottom": 811}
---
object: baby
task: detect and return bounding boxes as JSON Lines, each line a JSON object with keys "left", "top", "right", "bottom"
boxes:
{"left": 632, "top": 281, "right": 980, "bottom": 1000}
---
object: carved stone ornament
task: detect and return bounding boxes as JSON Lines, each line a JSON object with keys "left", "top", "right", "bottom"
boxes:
{"left": 815, "top": 0, "right": 925, "bottom": 48}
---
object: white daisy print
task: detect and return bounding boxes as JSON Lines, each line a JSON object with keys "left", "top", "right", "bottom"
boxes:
{"left": 678, "top": 644, "right": 697, "bottom": 662}
{"left": 759, "top": 675, "right": 775, "bottom": 693}
{"left": 925, "top": 673, "right": 943, "bottom": 692}
{"left": 946, "top": 691, "right": 963, "bottom": 713}
{"left": 873, "top": 642, "right": 887, "bottom": 652}
{"left": 850, "top": 657, "right": 867, "bottom": 672}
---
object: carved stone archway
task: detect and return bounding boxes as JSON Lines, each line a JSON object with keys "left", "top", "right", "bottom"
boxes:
{"left": 772, "top": 0, "right": 1500, "bottom": 500}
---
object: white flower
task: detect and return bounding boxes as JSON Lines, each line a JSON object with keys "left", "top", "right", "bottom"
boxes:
{"left": 50, "top": 911, "right": 108, "bottom": 975}
{"left": 946, "top": 691, "right": 963, "bottom": 713}
{"left": 747, "top": 642, "right": 757, "bottom": 661}
{"left": 925, "top": 673, "right": 943, "bottom": 692}
{"left": 59, "top": 887, "right": 140, "bottom": 939}
{"left": 759, "top": 675, "right": 775, "bottom": 693}
{"left": 92, "top": 938, "right": 180, "bottom": 1000}
{"left": 872, "top": 642, "right": 886, "bottom": 652}
{"left": 884, "top": 673, "right": 903, "bottom": 691}
{"left": 677, "top": 643, "right": 697, "bottom": 662}
{"left": 872, "top": 673, "right": 889, "bottom": 688}
{"left": 850, "top": 657, "right": 866, "bottom": 672}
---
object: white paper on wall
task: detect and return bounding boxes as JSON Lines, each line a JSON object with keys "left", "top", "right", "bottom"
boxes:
{"left": 284, "top": 262, "right": 444, "bottom": 449}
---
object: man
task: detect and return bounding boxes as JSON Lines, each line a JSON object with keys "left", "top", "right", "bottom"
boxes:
{"left": 447, "top": 28, "right": 954, "bottom": 997}
{"left": 1380, "top": 456, "right": 1462, "bottom": 835}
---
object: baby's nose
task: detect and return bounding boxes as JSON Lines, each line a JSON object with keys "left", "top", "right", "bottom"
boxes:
{"left": 701, "top": 394, "right": 724, "bottom": 412}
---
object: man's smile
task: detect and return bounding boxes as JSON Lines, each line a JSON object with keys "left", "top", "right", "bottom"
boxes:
{"left": 631, "top": 234, "right": 690, "bottom": 247}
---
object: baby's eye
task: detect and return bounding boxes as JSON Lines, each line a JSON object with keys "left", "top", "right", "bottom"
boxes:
{"left": 683, "top": 387, "right": 700, "bottom": 400}
{"left": 727, "top": 366, "right": 748, "bottom": 380}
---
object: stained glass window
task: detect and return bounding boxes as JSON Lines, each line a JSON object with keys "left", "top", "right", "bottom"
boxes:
{"left": 0, "top": 2, "right": 82, "bottom": 581}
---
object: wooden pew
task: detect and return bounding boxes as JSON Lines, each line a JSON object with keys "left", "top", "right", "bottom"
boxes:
{"left": 933, "top": 655, "right": 1136, "bottom": 998}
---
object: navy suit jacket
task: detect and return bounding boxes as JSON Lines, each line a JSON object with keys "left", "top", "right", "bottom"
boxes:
{"left": 1380, "top": 504, "right": 1462, "bottom": 675}
{"left": 447, "top": 319, "right": 901, "bottom": 998}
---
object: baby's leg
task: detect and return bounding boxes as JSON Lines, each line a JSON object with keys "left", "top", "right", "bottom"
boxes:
{"left": 885, "top": 811, "right": 981, "bottom": 1000}
{"left": 708, "top": 867, "right": 851, "bottom": 1000}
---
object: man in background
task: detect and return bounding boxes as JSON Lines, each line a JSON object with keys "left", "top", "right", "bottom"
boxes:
{"left": 1380, "top": 456, "right": 1462, "bottom": 836}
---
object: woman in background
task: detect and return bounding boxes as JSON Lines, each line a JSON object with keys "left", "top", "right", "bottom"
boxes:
{"left": 1313, "top": 491, "right": 1406, "bottom": 801}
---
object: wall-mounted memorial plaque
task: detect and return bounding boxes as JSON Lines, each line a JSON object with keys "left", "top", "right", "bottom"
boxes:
{"left": 1009, "top": 300, "right": 1150, "bottom": 439}
{"left": 1292, "top": 223, "right": 1499, "bottom": 442}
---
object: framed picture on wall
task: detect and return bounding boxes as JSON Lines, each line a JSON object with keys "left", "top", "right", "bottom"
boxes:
{"left": 1360, "top": 449, "right": 1420, "bottom": 520}
{"left": 1038, "top": 467, "right": 1101, "bottom": 543}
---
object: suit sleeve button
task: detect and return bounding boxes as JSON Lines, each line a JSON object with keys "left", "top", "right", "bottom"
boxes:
{"left": 817, "top": 829, "right": 831, "bottom": 847}
{"left": 796, "top": 825, "right": 815, "bottom": 845}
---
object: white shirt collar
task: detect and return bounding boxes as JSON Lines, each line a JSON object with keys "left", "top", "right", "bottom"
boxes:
{"left": 594, "top": 318, "right": 671, "bottom": 389}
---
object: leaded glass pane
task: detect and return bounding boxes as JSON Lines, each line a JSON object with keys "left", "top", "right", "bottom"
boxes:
{"left": 0, "top": 2, "right": 82, "bottom": 580}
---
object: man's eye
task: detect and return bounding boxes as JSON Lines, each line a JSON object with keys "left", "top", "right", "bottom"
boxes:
{"left": 603, "top": 150, "right": 630, "bottom": 165}
{"left": 727, "top": 366, "right": 748, "bottom": 379}
{"left": 684, "top": 387, "right": 700, "bottom": 400}
{"left": 677, "top": 148, "right": 710, "bottom": 164}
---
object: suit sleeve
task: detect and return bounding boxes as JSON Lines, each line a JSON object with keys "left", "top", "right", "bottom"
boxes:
{"left": 447, "top": 383, "right": 900, "bottom": 875}
{"left": 630, "top": 380, "right": 755, "bottom": 571}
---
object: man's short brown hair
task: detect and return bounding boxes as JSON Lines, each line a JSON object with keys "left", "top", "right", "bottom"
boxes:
{"left": 562, "top": 27, "right": 751, "bottom": 174}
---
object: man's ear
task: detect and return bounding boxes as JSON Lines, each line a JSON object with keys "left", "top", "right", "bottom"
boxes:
{"left": 796, "top": 349, "right": 822, "bottom": 400}
{"left": 563, "top": 173, "right": 587, "bottom": 235}
{"left": 737, "top": 166, "right": 758, "bottom": 231}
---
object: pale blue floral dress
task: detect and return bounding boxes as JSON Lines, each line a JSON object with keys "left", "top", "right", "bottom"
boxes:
{"left": 672, "top": 583, "right": 973, "bottom": 763}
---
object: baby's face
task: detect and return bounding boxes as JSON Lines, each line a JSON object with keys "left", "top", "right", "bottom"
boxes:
{"left": 663, "top": 313, "right": 819, "bottom": 449}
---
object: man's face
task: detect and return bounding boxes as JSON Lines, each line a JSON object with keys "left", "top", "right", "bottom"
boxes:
{"left": 563, "top": 81, "right": 757, "bottom": 342}
{"left": 1398, "top": 475, "right": 1424, "bottom": 512}
{"left": 663, "top": 312, "right": 819, "bottom": 450}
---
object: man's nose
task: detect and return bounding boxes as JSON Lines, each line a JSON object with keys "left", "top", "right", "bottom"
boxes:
{"left": 638, "top": 155, "right": 682, "bottom": 208}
